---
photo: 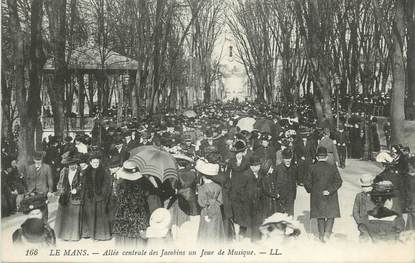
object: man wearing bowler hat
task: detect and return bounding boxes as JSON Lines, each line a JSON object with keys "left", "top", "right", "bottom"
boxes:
{"left": 23, "top": 151, "right": 54, "bottom": 222}
{"left": 304, "top": 147, "right": 342, "bottom": 243}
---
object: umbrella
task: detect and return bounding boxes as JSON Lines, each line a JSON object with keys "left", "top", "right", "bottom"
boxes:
{"left": 237, "top": 117, "right": 256, "bottom": 132}
{"left": 129, "top": 145, "right": 178, "bottom": 182}
{"left": 254, "top": 118, "right": 282, "bottom": 138}
{"left": 182, "top": 110, "right": 197, "bottom": 118}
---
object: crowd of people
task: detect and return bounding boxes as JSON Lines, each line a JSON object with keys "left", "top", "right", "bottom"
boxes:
{"left": 1, "top": 100, "right": 414, "bottom": 247}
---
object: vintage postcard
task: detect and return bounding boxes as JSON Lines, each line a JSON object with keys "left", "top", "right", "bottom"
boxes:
{"left": 1, "top": 0, "right": 415, "bottom": 262}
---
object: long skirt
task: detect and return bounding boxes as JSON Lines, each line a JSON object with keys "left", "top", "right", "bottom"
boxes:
{"left": 55, "top": 203, "right": 82, "bottom": 241}
{"left": 169, "top": 200, "right": 190, "bottom": 228}
{"left": 81, "top": 199, "right": 111, "bottom": 241}
{"left": 197, "top": 205, "right": 225, "bottom": 243}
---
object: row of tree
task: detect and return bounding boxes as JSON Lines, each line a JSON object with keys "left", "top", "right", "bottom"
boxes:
{"left": 2, "top": 0, "right": 224, "bottom": 164}
{"left": 2, "top": 0, "right": 414, "bottom": 164}
{"left": 228, "top": 0, "right": 415, "bottom": 144}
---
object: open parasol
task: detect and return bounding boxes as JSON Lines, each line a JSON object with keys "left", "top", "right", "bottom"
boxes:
{"left": 182, "top": 110, "right": 197, "bottom": 118}
{"left": 237, "top": 117, "right": 256, "bottom": 132}
{"left": 129, "top": 145, "right": 178, "bottom": 182}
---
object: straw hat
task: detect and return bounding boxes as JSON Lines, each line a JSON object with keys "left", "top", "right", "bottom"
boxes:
{"left": 195, "top": 159, "right": 219, "bottom": 176}
{"left": 359, "top": 174, "right": 374, "bottom": 187}
{"left": 116, "top": 160, "right": 143, "bottom": 180}
{"left": 375, "top": 152, "right": 394, "bottom": 163}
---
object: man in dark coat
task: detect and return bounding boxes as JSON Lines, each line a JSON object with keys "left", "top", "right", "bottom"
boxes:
{"left": 23, "top": 151, "right": 54, "bottom": 222}
{"left": 119, "top": 130, "right": 137, "bottom": 164}
{"left": 294, "top": 133, "right": 315, "bottom": 185}
{"left": 334, "top": 124, "right": 349, "bottom": 168}
{"left": 227, "top": 140, "right": 251, "bottom": 239}
{"left": 260, "top": 159, "right": 280, "bottom": 218}
{"left": 275, "top": 148, "right": 298, "bottom": 216}
{"left": 243, "top": 155, "right": 264, "bottom": 241}
{"left": 304, "top": 147, "right": 343, "bottom": 242}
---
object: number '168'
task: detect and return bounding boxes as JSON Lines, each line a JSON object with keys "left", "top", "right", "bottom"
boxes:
{"left": 26, "top": 249, "right": 38, "bottom": 256}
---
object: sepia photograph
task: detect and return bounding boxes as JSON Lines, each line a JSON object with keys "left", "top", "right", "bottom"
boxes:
{"left": 1, "top": 0, "right": 415, "bottom": 262}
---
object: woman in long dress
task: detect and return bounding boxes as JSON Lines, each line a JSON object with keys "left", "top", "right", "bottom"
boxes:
{"left": 112, "top": 160, "right": 151, "bottom": 246}
{"left": 196, "top": 160, "right": 225, "bottom": 243}
{"left": 81, "top": 151, "right": 112, "bottom": 241}
{"left": 55, "top": 154, "right": 83, "bottom": 241}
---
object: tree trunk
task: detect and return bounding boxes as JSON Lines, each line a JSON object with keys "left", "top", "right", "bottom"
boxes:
{"left": 88, "top": 74, "right": 94, "bottom": 116}
{"left": 128, "top": 71, "right": 137, "bottom": 117}
{"left": 1, "top": 70, "right": 11, "bottom": 139}
{"left": 117, "top": 78, "right": 124, "bottom": 124}
{"left": 77, "top": 73, "right": 85, "bottom": 128}
{"left": 203, "top": 82, "right": 211, "bottom": 104}
{"left": 313, "top": 89, "right": 324, "bottom": 125}
{"left": 46, "top": 0, "right": 67, "bottom": 138}
{"left": 7, "top": 0, "right": 31, "bottom": 165}
{"left": 390, "top": 0, "right": 406, "bottom": 145}
{"left": 131, "top": 74, "right": 138, "bottom": 117}
{"left": 407, "top": 0, "right": 415, "bottom": 119}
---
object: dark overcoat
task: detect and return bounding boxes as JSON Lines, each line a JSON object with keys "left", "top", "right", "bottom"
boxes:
{"left": 227, "top": 156, "right": 251, "bottom": 227}
{"left": 261, "top": 171, "right": 281, "bottom": 218}
{"left": 275, "top": 163, "right": 298, "bottom": 215}
{"left": 81, "top": 165, "right": 112, "bottom": 240}
{"left": 244, "top": 169, "right": 264, "bottom": 241}
{"left": 304, "top": 161, "right": 342, "bottom": 219}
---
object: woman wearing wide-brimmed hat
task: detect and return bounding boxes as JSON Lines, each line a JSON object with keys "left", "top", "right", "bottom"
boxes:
{"left": 374, "top": 151, "right": 404, "bottom": 214}
{"left": 81, "top": 150, "right": 112, "bottom": 241}
{"left": 112, "top": 160, "right": 152, "bottom": 247}
{"left": 352, "top": 174, "right": 377, "bottom": 241}
{"left": 195, "top": 159, "right": 225, "bottom": 243}
{"left": 363, "top": 180, "right": 406, "bottom": 241}
{"left": 54, "top": 152, "right": 84, "bottom": 241}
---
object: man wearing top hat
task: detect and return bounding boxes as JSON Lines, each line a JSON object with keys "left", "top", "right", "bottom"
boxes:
{"left": 23, "top": 151, "right": 54, "bottom": 222}
{"left": 304, "top": 147, "right": 343, "bottom": 243}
